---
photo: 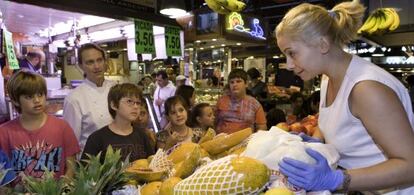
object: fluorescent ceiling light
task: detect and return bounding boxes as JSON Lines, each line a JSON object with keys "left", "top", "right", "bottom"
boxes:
{"left": 160, "top": 0, "right": 186, "bottom": 16}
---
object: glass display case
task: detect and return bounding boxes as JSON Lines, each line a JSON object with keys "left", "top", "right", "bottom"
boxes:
{"left": 195, "top": 87, "right": 223, "bottom": 106}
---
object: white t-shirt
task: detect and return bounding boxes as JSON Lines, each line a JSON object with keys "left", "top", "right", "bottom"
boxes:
{"left": 63, "top": 79, "right": 115, "bottom": 150}
{"left": 319, "top": 55, "right": 414, "bottom": 194}
{"left": 153, "top": 81, "right": 176, "bottom": 127}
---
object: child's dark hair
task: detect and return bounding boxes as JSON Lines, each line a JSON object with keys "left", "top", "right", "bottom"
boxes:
{"left": 189, "top": 103, "right": 210, "bottom": 127}
{"left": 108, "top": 83, "right": 142, "bottom": 118}
{"left": 175, "top": 85, "right": 195, "bottom": 108}
{"left": 7, "top": 70, "right": 47, "bottom": 113}
{"left": 247, "top": 68, "right": 261, "bottom": 80}
{"left": 164, "top": 96, "right": 189, "bottom": 116}
{"left": 266, "top": 108, "right": 286, "bottom": 129}
{"left": 228, "top": 69, "right": 248, "bottom": 83}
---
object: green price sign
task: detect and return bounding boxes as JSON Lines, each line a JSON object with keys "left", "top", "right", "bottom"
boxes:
{"left": 135, "top": 19, "right": 155, "bottom": 54}
{"left": 165, "top": 26, "right": 181, "bottom": 56}
{"left": 3, "top": 29, "right": 19, "bottom": 70}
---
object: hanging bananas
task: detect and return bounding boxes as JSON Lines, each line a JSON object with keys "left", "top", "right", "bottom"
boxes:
{"left": 358, "top": 8, "right": 400, "bottom": 35}
{"left": 205, "top": 0, "right": 246, "bottom": 15}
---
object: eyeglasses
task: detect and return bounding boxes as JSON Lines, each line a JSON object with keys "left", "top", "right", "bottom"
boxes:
{"left": 122, "top": 99, "right": 141, "bottom": 106}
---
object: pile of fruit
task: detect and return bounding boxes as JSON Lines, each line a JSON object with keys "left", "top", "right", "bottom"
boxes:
{"left": 205, "top": 0, "right": 246, "bottom": 14}
{"left": 276, "top": 114, "right": 319, "bottom": 136}
{"left": 358, "top": 8, "right": 400, "bottom": 35}
{"left": 127, "top": 128, "right": 297, "bottom": 195}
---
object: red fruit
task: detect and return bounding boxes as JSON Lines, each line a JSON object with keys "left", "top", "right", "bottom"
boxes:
{"left": 286, "top": 115, "right": 297, "bottom": 125}
{"left": 303, "top": 124, "right": 314, "bottom": 135}
{"left": 289, "top": 122, "right": 306, "bottom": 134}
{"left": 307, "top": 126, "right": 318, "bottom": 136}
{"left": 301, "top": 115, "right": 318, "bottom": 126}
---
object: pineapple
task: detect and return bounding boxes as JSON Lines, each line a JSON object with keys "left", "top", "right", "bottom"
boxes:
{"left": 17, "top": 146, "right": 132, "bottom": 194}
{"left": 22, "top": 168, "right": 65, "bottom": 195}
{"left": 66, "top": 145, "right": 133, "bottom": 194}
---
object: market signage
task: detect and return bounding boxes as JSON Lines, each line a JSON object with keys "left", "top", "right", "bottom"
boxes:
{"left": 3, "top": 29, "right": 19, "bottom": 70}
{"left": 135, "top": 19, "right": 155, "bottom": 54}
{"left": 165, "top": 26, "right": 182, "bottom": 56}
{"left": 226, "top": 12, "right": 266, "bottom": 40}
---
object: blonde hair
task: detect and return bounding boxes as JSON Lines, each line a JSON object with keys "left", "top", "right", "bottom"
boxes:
{"left": 275, "top": 0, "right": 365, "bottom": 47}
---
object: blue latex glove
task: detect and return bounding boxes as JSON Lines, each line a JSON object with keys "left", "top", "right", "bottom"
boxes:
{"left": 298, "top": 132, "right": 322, "bottom": 143}
{"left": 0, "top": 149, "right": 16, "bottom": 186}
{"left": 279, "top": 148, "right": 344, "bottom": 191}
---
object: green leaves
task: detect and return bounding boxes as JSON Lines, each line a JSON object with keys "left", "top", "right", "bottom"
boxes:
{"left": 22, "top": 169, "right": 65, "bottom": 195}
{"left": 65, "top": 145, "right": 132, "bottom": 195}
{"left": 21, "top": 146, "right": 132, "bottom": 195}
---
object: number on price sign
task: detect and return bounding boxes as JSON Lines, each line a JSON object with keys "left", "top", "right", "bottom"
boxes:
{"left": 135, "top": 19, "right": 155, "bottom": 54}
{"left": 165, "top": 26, "right": 181, "bottom": 56}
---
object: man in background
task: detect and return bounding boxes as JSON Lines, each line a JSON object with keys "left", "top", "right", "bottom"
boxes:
{"left": 153, "top": 70, "right": 176, "bottom": 129}
{"left": 18, "top": 50, "right": 44, "bottom": 73}
{"left": 176, "top": 75, "right": 186, "bottom": 88}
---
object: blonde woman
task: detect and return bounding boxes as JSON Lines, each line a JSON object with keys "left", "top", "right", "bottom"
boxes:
{"left": 276, "top": 0, "right": 414, "bottom": 194}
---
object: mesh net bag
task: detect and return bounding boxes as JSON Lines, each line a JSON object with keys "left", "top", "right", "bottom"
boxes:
{"left": 149, "top": 149, "right": 174, "bottom": 172}
{"left": 174, "top": 155, "right": 269, "bottom": 195}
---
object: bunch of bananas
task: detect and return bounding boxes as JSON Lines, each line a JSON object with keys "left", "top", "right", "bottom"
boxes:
{"left": 358, "top": 8, "right": 400, "bottom": 35}
{"left": 205, "top": 0, "right": 246, "bottom": 15}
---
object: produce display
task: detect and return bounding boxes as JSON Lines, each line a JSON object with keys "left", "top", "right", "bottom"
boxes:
{"left": 196, "top": 94, "right": 219, "bottom": 105}
{"left": 174, "top": 155, "right": 269, "bottom": 194}
{"left": 358, "top": 8, "right": 400, "bottom": 35}
{"left": 276, "top": 114, "right": 319, "bottom": 136}
{"left": 6, "top": 124, "right": 340, "bottom": 195}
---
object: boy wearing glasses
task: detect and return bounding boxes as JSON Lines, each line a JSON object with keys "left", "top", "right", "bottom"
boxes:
{"left": 81, "top": 83, "right": 154, "bottom": 162}
{"left": 0, "top": 71, "right": 80, "bottom": 183}
{"left": 63, "top": 43, "right": 116, "bottom": 150}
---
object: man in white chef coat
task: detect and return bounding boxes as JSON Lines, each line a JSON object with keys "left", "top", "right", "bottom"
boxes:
{"left": 63, "top": 43, "right": 115, "bottom": 150}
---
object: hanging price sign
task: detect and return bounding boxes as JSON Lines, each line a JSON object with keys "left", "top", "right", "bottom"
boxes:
{"left": 3, "top": 29, "right": 19, "bottom": 70}
{"left": 135, "top": 19, "right": 155, "bottom": 54}
{"left": 165, "top": 26, "right": 181, "bottom": 56}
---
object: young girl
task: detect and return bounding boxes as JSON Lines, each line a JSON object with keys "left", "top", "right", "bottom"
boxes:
{"left": 190, "top": 103, "right": 215, "bottom": 143}
{"left": 156, "top": 96, "right": 194, "bottom": 150}
{"left": 134, "top": 100, "right": 156, "bottom": 150}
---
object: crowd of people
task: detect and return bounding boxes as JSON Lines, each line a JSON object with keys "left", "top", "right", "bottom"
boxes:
{"left": 0, "top": 43, "right": 272, "bottom": 188}
{"left": 1, "top": 0, "right": 414, "bottom": 193}
{"left": 0, "top": 41, "right": 363, "bottom": 190}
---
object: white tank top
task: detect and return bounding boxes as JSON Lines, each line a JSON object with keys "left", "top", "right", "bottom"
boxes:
{"left": 319, "top": 55, "right": 414, "bottom": 194}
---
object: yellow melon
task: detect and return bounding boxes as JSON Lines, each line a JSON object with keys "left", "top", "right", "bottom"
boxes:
{"left": 141, "top": 181, "right": 162, "bottom": 195}
{"left": 159, "top": 177, "right": 182, "bottom": 195}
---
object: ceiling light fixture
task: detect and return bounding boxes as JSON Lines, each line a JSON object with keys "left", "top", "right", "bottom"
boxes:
{"left": 160, "top": 0, "right": 187, "bottom": 17}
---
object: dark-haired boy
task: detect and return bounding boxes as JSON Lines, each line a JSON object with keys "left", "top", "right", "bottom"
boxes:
{"left": 81, "top": 83, "right": 154, "bottom": 162}
{"left": 215, "top": 69, "right": 267, "bottom": 134}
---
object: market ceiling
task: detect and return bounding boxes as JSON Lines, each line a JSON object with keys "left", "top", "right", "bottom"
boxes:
{"left": 2, "top": 0, "right": 414, "bottom": 46}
